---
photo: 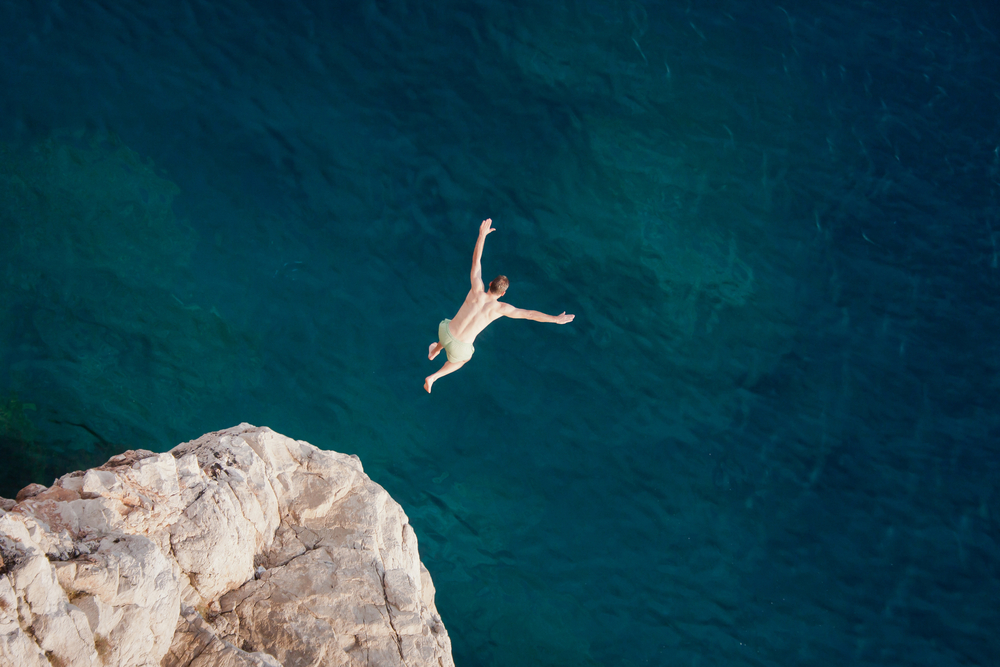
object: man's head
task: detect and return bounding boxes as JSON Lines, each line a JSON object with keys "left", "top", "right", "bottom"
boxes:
{"left": 489, "top": 275, "right": 509, "bottom": 296}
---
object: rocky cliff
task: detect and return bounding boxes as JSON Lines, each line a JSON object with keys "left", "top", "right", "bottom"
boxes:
{"left": 0, "top": 424, "right": 454, "bottom": 667}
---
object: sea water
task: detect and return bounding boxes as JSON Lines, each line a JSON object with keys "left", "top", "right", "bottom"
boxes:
{"left": 1, "top": 1, "right": 997, "bottom": 665}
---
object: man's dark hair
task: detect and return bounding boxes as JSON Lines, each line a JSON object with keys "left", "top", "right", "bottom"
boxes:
{"left": 489, "top": 275, "right": 509, "bottom": 295}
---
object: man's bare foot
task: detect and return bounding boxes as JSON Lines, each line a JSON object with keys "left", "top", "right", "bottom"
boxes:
{"left": 428, "top": 343, "right": 441, "bottom": 361}
{"left": 424, "top": 376, "right": 434, "bottom": 393}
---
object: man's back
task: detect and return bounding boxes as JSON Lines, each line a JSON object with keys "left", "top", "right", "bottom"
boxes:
{"left": 447, "top": 287, "right": 506, "bottom": 343}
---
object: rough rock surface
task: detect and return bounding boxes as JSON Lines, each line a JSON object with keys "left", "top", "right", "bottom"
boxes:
{"left": 0, "top": 424, "right": 454, "bottom": 667}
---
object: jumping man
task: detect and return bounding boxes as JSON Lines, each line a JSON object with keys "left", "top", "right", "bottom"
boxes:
{"left": 425, "top": 218, "right": 575, "bottom": 393}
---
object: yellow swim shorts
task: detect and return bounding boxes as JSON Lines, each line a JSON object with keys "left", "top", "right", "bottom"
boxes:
{"left": 438, "top": 319, "right": 475, "bottom": 363}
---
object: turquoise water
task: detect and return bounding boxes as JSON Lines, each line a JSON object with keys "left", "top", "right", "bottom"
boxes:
{"left": 2, "top": 0, "right": 998, "bottom": 665}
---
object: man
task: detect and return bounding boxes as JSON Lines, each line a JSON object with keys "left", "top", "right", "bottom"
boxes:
{"left": 425, "top": 218, "right": 574, "bottom": 393}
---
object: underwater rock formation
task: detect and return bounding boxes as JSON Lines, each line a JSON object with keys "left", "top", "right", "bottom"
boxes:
{"left": 0, "top": 133, "right": 262, "bottom": 494}
{"left": 0, "top": 424, "right": 453, "bottom": 667}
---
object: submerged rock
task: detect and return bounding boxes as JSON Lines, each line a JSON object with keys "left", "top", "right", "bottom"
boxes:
{"left": 0, "top": 424, "right": 453, "bottom": 667}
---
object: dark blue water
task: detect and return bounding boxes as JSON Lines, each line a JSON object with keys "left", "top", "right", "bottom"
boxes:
{"left": 2, "top": 1, "right": 998, "bottom": 664}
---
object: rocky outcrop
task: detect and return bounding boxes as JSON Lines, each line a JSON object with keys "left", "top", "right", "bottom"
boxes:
{"left": 0, "top": 424, "right": 453, "bottom": 667}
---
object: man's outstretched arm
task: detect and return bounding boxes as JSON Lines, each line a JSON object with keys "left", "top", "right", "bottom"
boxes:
{"left": 499, "top": 303, "right": 575, "bottom": 324}
{"left": 470, "top": 218, "right": 495, "bottom": 291}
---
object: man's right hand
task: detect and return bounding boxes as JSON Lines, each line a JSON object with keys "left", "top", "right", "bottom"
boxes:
{"left": 555, "top": 312, "right": 575, "bottom": 324}
{"left": 480, "top": 218, "right": 495, "bottom": 237}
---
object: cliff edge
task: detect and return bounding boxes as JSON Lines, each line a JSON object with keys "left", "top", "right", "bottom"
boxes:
{"left": 0, "top": 424, "right": 454, "bottom": 667}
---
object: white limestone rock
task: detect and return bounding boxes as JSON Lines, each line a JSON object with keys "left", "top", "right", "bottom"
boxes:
{"left": 0, "top": 423, "right": 454, "bottom": 667}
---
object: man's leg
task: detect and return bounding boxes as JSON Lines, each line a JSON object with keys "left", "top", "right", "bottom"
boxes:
{"left": 424, "top": 360, "right": 466, "bottom": 393}
{"left": 428, "top": 342, "right": 444, "bottom": 360}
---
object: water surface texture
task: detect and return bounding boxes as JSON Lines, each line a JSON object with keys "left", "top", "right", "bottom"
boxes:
{"left": 2, "top": 1, "right": 998, "bottom": 665}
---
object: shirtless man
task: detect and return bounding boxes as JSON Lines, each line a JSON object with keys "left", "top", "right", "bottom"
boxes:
{"left": 425, "top": 218, "right": 575, "bottom": 393}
